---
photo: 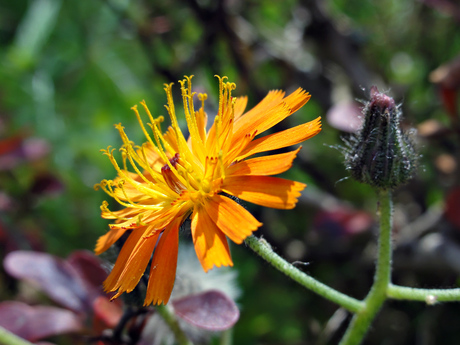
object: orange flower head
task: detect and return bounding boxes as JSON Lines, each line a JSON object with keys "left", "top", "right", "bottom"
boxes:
{"left": 94, "top": 76, "right": 321, "bottom": 305}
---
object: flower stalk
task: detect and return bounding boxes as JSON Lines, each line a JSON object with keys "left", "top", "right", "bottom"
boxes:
{"left": 244, "top": 235, "right": 364, "bottom": 313}
{"left": 339, "top": 189, "right": 393, "bottom": 345}
{"left": 387, "top": 285, "right": 460, "bottom": 303}
{"left": 0, "top": 327, "right": 34, "bottom": 345}
{"left": 155, "top": 304, "right": 194, "bottom": 345}
{"left": 220, "top": 329, "right": 233, "bottom": 345}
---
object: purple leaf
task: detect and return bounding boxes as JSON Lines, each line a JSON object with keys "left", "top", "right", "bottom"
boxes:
{"left": 92, "top": 296, "right": 123, "bottom": 328}
{"left": 66, "top": 250, "right": 108, "bottom": 301}
{"left": 0, "top": 301, "right": 82, "bottom": 341}
{"left": 4, "top": 251, "right": 90, "bottom": 312}
{"left": 172, "top": 290, "right": 239, "bottom": 331}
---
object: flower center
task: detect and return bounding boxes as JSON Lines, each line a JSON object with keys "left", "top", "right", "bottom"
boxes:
{"left": 161, "top": 153, "right": 186, "bottom": 194}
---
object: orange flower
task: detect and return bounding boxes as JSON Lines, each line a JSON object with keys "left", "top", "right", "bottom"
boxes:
{"left": 95, "top": 76, "right": 321, "bottom": 305}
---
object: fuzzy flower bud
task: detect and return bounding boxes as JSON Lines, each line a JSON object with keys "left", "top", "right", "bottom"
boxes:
{"left": 344, "top": 86, "right": 417, "bottom": 190}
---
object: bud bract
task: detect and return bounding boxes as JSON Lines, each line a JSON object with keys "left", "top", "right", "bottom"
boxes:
{"left": 344, "top": 87, "right": 417, "bottom": 190}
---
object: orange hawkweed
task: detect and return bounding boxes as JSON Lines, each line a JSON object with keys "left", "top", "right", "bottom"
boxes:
{"left": 95, "top": 76, "right": 321, "bottom": 305}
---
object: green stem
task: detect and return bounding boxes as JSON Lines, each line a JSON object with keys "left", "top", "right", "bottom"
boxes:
{"left": 0, "top": 327, "right": 34, "bottom": 345}
{"left": 387, "top": 284, "right": 460, "bottom": 302}
{"left": 155, "top": 304, "right": 193, "bottom": 345}
{"left": 220, "top": 328, "right": 233, "bottom": 345}
{"left": 339, "top": 189, "right": 393, "bottom": 345}
{"left": 245, "top": 235, "right": 364, "bottom": 313}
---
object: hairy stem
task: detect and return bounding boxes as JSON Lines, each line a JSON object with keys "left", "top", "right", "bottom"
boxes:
{"left": 220, "top": 329, "right": 233, "bottom": 345}
{"left": 387, "top": 285, "right": 460, "bottom": 302}
{"left": 156, "top": 304, "right": 193, "bottom": 345}
{"left": 245, "top": 235, "right": 364, "bottom": 313}
{"left": 339, "top": 189, "right": 393, "bottom": 345}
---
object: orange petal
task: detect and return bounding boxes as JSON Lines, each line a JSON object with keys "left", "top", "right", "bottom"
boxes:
{"left": 237, "top": 117, "right": 321, "bottom": 160}
{"left": 141, "top": 202, "right": 188, "bottom": 230}
{"left": 205, "top": 110, "right": 235, "bottom": 158}
{"left": 106, "top": 217, "right": 144, "bottom": 231}
{"left": 103, "top": 229, "right": 142, "bottom": 292}
{"left": 112, "top": 178, "right": 159, "bottom": 203}
{"left": 103, "top": 226, "right": 158, "bottom": 293}
{"left": 232, "top": 99, "right": 290, "bottom": 144}
{"left": 144, "top": 219, "right": 181, "bottom": 305}
{"left": 232, "top": 89, "right": 311, "bottom": 143}
{"left": 205, "top": 195, "right": 262, "bottom": 244}
{"left": 191, "top": 206, "right": 233, "bottom": 272}
{"left": 206, "top": 92, "right": 248, "bottom": 155}
{"left": 234, "top": 90, "right": 285, "bottom": 130}
{"left": 112, "top": 183, "right": 146, "bottom": 203}
{"left": 233, "top": 96, "right": 248, "bottom": 120}
{"left": 101, "top": 207, "right": 140, "bottom": 220}
{"left": 222, "top": 176, "right": 306, "bottom": 209}
{"left": 281, "top": 88, "right": 311, "bottom": 115}
{"left": 136, "top": 142, "right": 165, "bottom": 169}
{"left": 195, "top": 107, "right": 208, "bottom": 143}
{"left": 109, "top": 228, "right": 161, "bottom": 297}
{"left": 205, "top": 121, "right": 219, "bottom": 156}
{"left": 226, "top": 147, "right": 301, "bottom": 176}
{"left": 95, "top": 226, "right": 129, "bottom": 255}
{"left": 163, "top": 126, "right": 180, "bottom": 155}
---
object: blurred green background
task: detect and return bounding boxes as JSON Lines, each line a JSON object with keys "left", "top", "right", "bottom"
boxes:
{"left": 2, "top": 0, "right": 460, "bottom": 344}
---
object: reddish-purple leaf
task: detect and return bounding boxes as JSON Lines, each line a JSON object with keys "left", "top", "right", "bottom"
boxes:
{"left": 4, "top": 251, "right": 89, "bottom": 312}
{"left": 92, "top": 296, "right": 123, "bottom": 328}
{"left": 66, "top": 250, "right": 107, "bottom": 301}
{"left": 0, "top": 301, "right": 82, "bottom": 341}
{"left": 172, "top": 290, "right": 239, "bottom": 331}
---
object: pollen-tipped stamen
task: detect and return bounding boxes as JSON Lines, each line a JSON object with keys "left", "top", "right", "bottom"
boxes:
{"left": 131, "top": 105, "right": 157, "bottom": 150}
{"left": 115, "top": 123, "right": 160, "bottom": 177}
{"left": 179, "top": 77, "right": 203, "bottom": 148}
{"left": 138, "top": 144, "right": 166, "bottom": 182}
{"left": 100, "top": 200, "right": 130, "bottom": 221}
{"left": 163, "top": 83, "right": 189, "bottom": 156}
{"left": 146, "top": 111, "right": 188, "bottom": 190}
{"left": 117, "top": 180, "right": 161, "bottom": 210}
{"left": 102, "top": 148, "right": 169, "bottom": 201}
{"left": 120, "top": 146, "right": 161, "bottom": 192}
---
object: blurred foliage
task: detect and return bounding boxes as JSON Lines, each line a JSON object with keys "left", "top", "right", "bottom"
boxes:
{"left": 1, "top": 0, "right": 460, "bottom": 344}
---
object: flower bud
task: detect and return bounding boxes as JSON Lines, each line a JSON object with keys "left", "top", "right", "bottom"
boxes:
{"left": 344, "top": 86, "right": 417, "bottom": 190}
